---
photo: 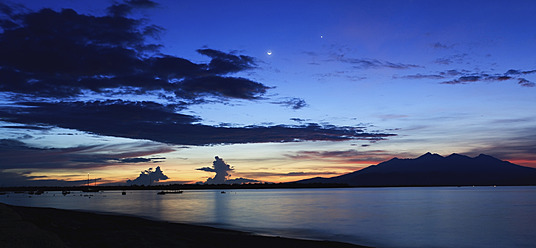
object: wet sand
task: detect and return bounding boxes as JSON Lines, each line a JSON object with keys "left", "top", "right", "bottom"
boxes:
{"left": 0, "top": 203, "right": 371, "bottom": 248}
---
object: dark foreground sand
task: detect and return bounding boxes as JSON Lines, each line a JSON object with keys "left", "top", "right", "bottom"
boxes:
{"left": 0, "top": 203, "right": 371, "bottom": 248}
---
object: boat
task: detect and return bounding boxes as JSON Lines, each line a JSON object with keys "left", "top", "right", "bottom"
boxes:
{"left": 156, "top": 190, "right": 183, "bottom": 195}
{"left": 122, "top": 191, "right": 127, "bottom": 195}
{"left": 82, "top": 173, "right": 99, "bottom": 192}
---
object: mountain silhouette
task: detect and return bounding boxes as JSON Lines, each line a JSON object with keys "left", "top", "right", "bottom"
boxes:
{"left": 297, "top": 152, "right": 536, "bottom": 186}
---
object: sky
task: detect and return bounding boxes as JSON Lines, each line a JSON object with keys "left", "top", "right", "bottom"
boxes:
{"left": 0, "top": 0, "right": 535, "bottom": 186}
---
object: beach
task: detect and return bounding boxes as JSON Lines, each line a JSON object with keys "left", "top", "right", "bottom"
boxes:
{"left": 0, "top": 203, "right": 369, "bottom": 248}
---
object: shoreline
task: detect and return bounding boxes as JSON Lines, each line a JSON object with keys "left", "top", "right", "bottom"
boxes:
{"left": 2, "top": 183, "right": 534, "bottom": 193}
{"left": 0, "top": 203, "right": 371, "bottom": 248}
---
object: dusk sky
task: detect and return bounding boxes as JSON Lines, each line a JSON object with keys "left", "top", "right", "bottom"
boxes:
{"left": 1, "top": 0, "right": 535, "bottom": 186}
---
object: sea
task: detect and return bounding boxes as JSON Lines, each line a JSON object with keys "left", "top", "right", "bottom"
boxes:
{"left": 1, "top": 186, "right": 535, "bottom": 248}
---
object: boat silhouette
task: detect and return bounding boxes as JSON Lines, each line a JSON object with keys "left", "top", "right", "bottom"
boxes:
{"left": 82, "top": 173, "right": 99, "bottom": 192}
{"left": 156, "top": 190, "right": 183, "bottom": 195}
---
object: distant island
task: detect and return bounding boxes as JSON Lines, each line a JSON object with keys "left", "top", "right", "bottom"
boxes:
{"left": 296, "top": 152, "right": 536, "bottom": 187}
{"left": 2, "top": 153, "right": 535, "bottom": 192}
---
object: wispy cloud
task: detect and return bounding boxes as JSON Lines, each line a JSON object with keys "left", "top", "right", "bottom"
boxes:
{"left": 303, "top": 46, "right": 420, "bottom": 70}
{"left": 376, "top": 114, "right": 409, "bottom": 121}
{"left": 237, "top": 171, "right": 340, "bottom": 179}
{"left": 334, "top": 56, "right": 420, "bottom": 69}
{"left": 290, "top": 117, "right": 309, "bottom": 123}
{"left": 285, "top": 149, "right": 404, "bottom": 164}
{"left": 394, "top": 69, "right": 464, "bottom": 80}
{"left": 398, "top": 69, "right": 536, "bottom": 87}
{"left": 464, "top": 127, "right": 536, "bottom": 168}
{"left": 271, "top": 97, "right": 308, "bottom": 109}
{"left": 0, "top": 170, "right": 90, "bottom": 187}
{"left": 0, "top": 139, "right": 173, "bottom": 170}
{"left": 431, "top": 42, "right": 456, "bottom": 49}
{"left": 313, "top": 71, "right": 367, "bottom": 82}
{"left": 433, "top": 53, "right": 468, "bottom": 65}
{"left": 394, "top": 74, "right": 445, "bottom": 80}
{"left": 517, "top": 78, "right": 534, "bottom": 87}
{"left": 441, "top": 69, "right": 536, "bottom": 87}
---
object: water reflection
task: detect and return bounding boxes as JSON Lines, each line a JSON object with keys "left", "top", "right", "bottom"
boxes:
{"left": 214, "top": 190, "right": 230, "bottom": 224}
{"left": 1, "top": 187, "right": 536, "bottom": 248}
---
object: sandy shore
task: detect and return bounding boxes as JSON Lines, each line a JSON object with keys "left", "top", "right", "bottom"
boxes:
{"left": 0, "top": 203, "right": 371, "bottom": 248}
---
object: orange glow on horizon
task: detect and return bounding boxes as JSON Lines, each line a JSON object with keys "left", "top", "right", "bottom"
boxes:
{"left": 507, "top": 159, "right": 536, "bottom": 169}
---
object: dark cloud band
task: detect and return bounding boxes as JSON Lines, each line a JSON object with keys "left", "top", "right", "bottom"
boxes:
{"left": 0, "top": 101, "right": 396, "bottom": 146}
{"left": 0, "top": 6, "right": 267, "bottom": 100}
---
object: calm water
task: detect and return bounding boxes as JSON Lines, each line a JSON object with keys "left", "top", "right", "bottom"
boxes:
{"left": 1, "top": 187, "right": 535, "bottom": 248}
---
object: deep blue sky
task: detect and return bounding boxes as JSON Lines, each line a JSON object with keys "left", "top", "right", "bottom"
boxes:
{"left": 0, "top": 0, "right": 535, "bottom": 186}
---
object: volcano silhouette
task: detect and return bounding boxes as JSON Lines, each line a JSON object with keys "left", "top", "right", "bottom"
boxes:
{"left": 297, "top": 153, "right": 536, "bottom": 186}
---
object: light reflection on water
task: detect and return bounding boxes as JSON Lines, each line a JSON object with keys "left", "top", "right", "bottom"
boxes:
{"left": 1, "top": 187, "right": 536, "bottom": 248}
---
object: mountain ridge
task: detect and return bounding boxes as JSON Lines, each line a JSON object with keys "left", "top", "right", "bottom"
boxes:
{"left": 296, "top": 152, "right": 536, "bottom": 186}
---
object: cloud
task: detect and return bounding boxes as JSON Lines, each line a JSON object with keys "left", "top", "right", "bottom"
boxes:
{"left": 0, "top": 170, "right": 90, "bottom": 187}
{"left": 225, "top": 177, "right": 259, "bottom": 184}
{"left": 398, "top": 69, "right": 535, "bottom": 87}
{"left": 0, "top": 101, "right": 396, "bottom": 146}
{"left": 0, "top": 4, "right": 269, "bottom": 101}
{"left": 432, "top": 42, "right": 455, "bottom": 49}
{"left": 314, "top": 72, "right": 367, "bottom": 82}
{"left": 376, "top": 114, "right": 409, "bottom": 120}
{"left": 119, "top": 157, "right": 165, "bottom": 163}
{"left": 126, "top": 166, "right": 169, "bottom": 185}
{"left": 319, "top": 44, "right": 420, "bottom": 70}
{"left": 333, "top": 55, "right": 420, "bottom": 69}
{"left": 290, "top": 118, "right": 308, "bottom": 123}
{"left": 286, "top": 149, "right": 406, "bottom": 164}
{"left": 176, "top": 76, "right": 270, "bottom": 100}
{"left": 271, "top": 97, "right": 308, "bottom": 109}
{"left": 107, "top": 0, "right": 158, "bottom": 17}
{"left": 0, "top": 138, "right": 173, "bottom": 170}
{"left": 440, "top": 70, "right": 464, "bottom": 77}
{"left": 1, "top": 125, "right": 50, "bottom": 130}
{"left": 0, "top": 3, "right": 397, "bottom": 152}
{"left": 394, "top": 74, "right": 445, "bottom": 80}
{"left": 395, "top": 69, "right": 465, "bottom": 80}
{"left": 517, "top": 78, "right": 535, "bottom": 87}
{"left": 196, "top": 156, "right": 234, "bottom": 184}
{"left": 196, "top": 48, "right": 257, "bottom": 75}
{"left": 238, "top": 171, "right": 340, "bottom": 179}
{"left": 433, "top": 53, "right": 468, "bottom": 65}
{"left": 440, "top": 69, "right": 536, "bottom": 87}
{"left": 464, "top": 127, "right": 536, "bottom": 168}
{"left": 442, "top": 75, "right": 481, "bottom": 84}
{"left": 196, "top": 156, "right": 259, "bottom": 184}
{"left": 505, "top": 69, "right": 536, "bottom": 75}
